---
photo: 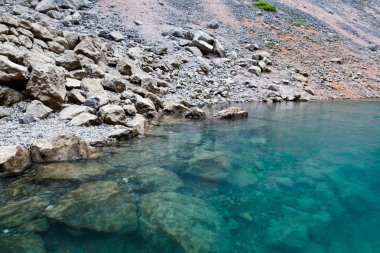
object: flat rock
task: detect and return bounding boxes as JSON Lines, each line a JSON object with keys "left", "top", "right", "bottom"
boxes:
{"left": 26, "top": 100, "right": 52, "bottom": 119}
{"left": 69, "top": 112, "right": 100, "bottom": 126}
{"left": 213, "top": 107, "right": 248, "bottom": 119}
{"left": 59, "top": 105, "right": 95, "bottom": 120}
{"left": 99, "top": 104, "right": 126, "bottom": 125}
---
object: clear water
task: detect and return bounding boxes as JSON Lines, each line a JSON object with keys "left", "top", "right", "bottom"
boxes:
{"left": 1, "top": 101, "right": 380, "bottom": 253}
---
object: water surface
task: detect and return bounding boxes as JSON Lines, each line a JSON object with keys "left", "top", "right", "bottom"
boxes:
{"left": 1, "top": 101, "right": 380, "bottom": 253}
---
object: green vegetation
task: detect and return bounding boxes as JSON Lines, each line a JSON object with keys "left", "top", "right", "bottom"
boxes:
{"left": 287, "top": 13, "right": 310, "bottom": 27}
{"left": 252, "top": 1, "right": 277, "bottom": 12}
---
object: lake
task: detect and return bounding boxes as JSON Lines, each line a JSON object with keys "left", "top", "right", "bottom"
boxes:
{"left": 1, "top": 101, "right": 380, "bottom": 253}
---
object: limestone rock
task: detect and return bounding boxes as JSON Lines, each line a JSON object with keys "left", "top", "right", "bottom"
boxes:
{"left": 46, "top": 181, "right": 138, "bottom": 233}
{"left": 67, "top": 89, "right": 86, "bottom": 104}
{"left": 163, "top": 102, "right": 190, "bottom": 116}
{"left": 134, "top": 94, "right": 156, "bottom": 114}
{"left": 248, "top": 66, "right": 261, "bottom": 76}
{"left": 99, "top": 104, "right": 125, "bottom": 125}
{"left": 139, "top": 192, "right": 231, "bottom": 253}
{"left": 214, "top": 107, "right": 248, "bottom": 119}
{"left": 26, "top": 64, "right": 66, "bottom": 110}
{"left": 65, "top": 78, "right": 81, "bottom": 89}
{"left": 69, "top": 112, "right": 100, "bottom": 126}
{"left": 35, "top": 0, "right": 59, "bottom": 13}
{"left": 74, "top": 36, "right": 103, "bottom": 63}
{"left": 31, "top": 134, "right": 99, "bottom": 162}
{"left": 116, "top": 59, "right": 133, "bottom": 76}
{"left": 0, "top": 145, "right": 31, "bottom": 173}
{"left": 186, "top": 151, "right": 229, "bottom": 181}
{"left": 26, "top": 100, "right": 52, "bottom": 119}
{"left": 141, "top": 77, "right": 160, "bottom": 94}
{"left": 127, "top": 114, "right": 147, "bottom": 134}
{"left": 81, "top": 78, "right": 104, "bottom": 97}
{"left": 184, "top": 107, "right": 206, "bottom": 119}
{"left": 107, "top": 127, "right": 139, "bottom": 140}
{"left": 59, "top": 105, "right": 94, "bottom": 120}
{"left": 56, "top": 50, "right": 82, "bottom": 71}
{"left": 101, "top": 75, "right": 127, "bottom": 93}
{"left": 0, "top": 85, "right": 24, "bottom": 106}
{"left": 35, "top": 161, "right": 108, "bottom": 181}
{"left": 0, "top": 55, "right": 29, "bottom": 83}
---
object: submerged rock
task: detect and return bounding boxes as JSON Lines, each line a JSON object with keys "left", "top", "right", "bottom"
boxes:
{"left": 139, "top": 192, "right": 231, "bottom": 253}
{"left": 0, "top": 234, "right": 46, "bottom": 253}
{"left": 0, "top": 145, "right": 31, "bottom": 173}
{"left": 186, "top": 151, "right": 229, "bottom": 181}
{"left": 0, "top": 196, "right": 48, "bottom": 228}
{"left": 128, "top": 166, "right": 183, "bottom": 192}
{"left": 46, "top": 181, "right": 138, "bottom": 233}
{"left": 213, "top": 107, "right": 248, "bottom": 119}
{"left": 35, "top": 161, "right": 109, "bottom": 182}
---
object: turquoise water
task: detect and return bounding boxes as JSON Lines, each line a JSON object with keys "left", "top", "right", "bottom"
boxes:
{"left": 1, "top": 101, "right": 380, "bottom": 253}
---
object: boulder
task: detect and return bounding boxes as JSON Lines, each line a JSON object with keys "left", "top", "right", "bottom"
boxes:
{"left": 141, "top": 77, "right": 160, "bottom": 94}
{"left": 30, "top": 22, "right": 54, "bottom": 41}
{"left": 30, "top": 134, "right": 100, "bottom": 162}
{"left": 26, "top": 64, "right": 66, "bottom": 110}
{"left": 101, "top": 75, "right": 127, "bottom": 93}
{"left": 127, "top": 114, "right": 147, "bottom": 134}
{"left": 107, "top": 127, "right": 139, "bottom": 140}
{"left": 186, "top": 47, "right": 203, "bottom": 57}
{"left": 116, "top": 59, "right": 133, "bottom": 76}
{"left": 65, "top": 78, "right": 81, "bottom": 89}
{"left": 46, "top": 181, "right": 138, "bottom": 233}
{"left": 186, "top": 151, "right": 229, "bottom": 181}
{"left": 0, "top": 42, "right": 24, "bottom": 63}
{"left": 128, "top": 166, "right": 183, "bottom": 193}
{"left": 56, "top": 50, "right": 82, "bottom": 71}
{"left": 184, "top": 107, "right": 206, "bottom": 119}
{"left": 0, "top": 85, "right": 24, "bottom": 106}
{"left": 67, "top": 89, "right": 86, "bottom": 104}
{"left": 123, "top": 104, "right": 137, "bottom": 116}
{"left": 69, "top": 112, "right": 100, "bottom": 126}
{"left": 99, "top": 104, "right": 125, "bottom": 125}
{"left": 0, "top": 234, "right": 46, "bottom": 253}
{"left": 59, "top": 105, "right": 94, "bottom": 120}
{"left": 23, "top": 51, "right": 56, "bottom": 69}
{"left": 35, "top": 0, "right": 59, "bottom": 13}
{"left": 26, "top": 100, "right": 52, "bottom": 119}
{"left": 0, "top": 196, "right": 48, "bottom": 228}
{"left": 109, "top": 31, "right": 124, "bottom": 42}
{"left": 47, "top": 40, "right": 65, "bottom": 53}
{"left": 190, "top": 40, "right": 213, "bottom": 55}
{"left": 139, "top": 192, "right": 231, "bottom": 253}
{"left": 63, "top": 31, "right": 80, "bottom": 49}
{"left": 213, "top": 39, "right": 225, "bottom": 57}
{"left": 0, "top": 55, "right": 29, "bottom": 83}
{"left": 74, "top": 36, "right": 103, "bottom": 63}
{"left": 35, "top": 161, "right": 108, "bottom": 181}
{"left": 248, "top": 66, "right": 261, "bottom": 76}
{"left": 81, "top": 78, "right": 104, "bottom": 97}
{"left": 0, "top": 145, "right": 31, "bottom": 173}
{"left": 0, "top": 106, "right": 9, "bottom": 118}
{"left": 213, "top": 107, "right": 248, "bottom": 119}
{"left": 163, "top": 102, "right": 190, "bottom": 116}
{"left": 134, "top": 94, "right": 156, "bottom": 114}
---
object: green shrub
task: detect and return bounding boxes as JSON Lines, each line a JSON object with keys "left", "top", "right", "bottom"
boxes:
{"left": 252, "top": 1, "right": 278, "bottom": 12}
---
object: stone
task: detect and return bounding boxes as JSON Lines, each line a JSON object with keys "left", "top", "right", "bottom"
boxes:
{"left": 35, "top": 0, "right": 59, "bottom": 13}
{"left": 19, "top": 113, "right": 36, "bottom": 124}
{"left": 0, "top": 55, "right": 29, "bottom": 83}
{"left": 109, "top": 31, "right": 124, "bottom": 42}
{"left": 248, "top": 66, "right": 261, "bottom": 76}
{"left": 116, "top": 59, "right": 133, "bottom": 76}
{"left": 69, "top": 112, "right": 100, "bottom": 126}
{"left": 268, "top": 84, "right": 279, "bottom": 91}
{"left": 0, "top": 43, "right": 24, "bottom": 62}
{"left": 46, "top": 181, "right": 138, "bottom": 233}
{"left": 186, "top": 47, "right": 203, "bottom": 57}
{"left": 63, "top": 31, "right": 80, "bottom": 49}
{"left": 101, "top": 75, "right": 127, "bottom": 93}
{"left": 47, "top": 10, "right": 63, "bottom": 19}
{"left": 123, "top": 104, "right": 137, "bottom": 116}
{"left": 23, "top": 51, "right": 56, "bottom": 69}
{"left": 0, "top": 196, "right": 48, "bottom": 227}
{"left": 127, "top": 114, "right": 147, "bottom": 134}
{"left": 99, "top": 104, "right": 126, "bottom": 125}
{"left": 0, "top": 234, "right": 46, "bottom": 253}
{"left": 304, "top": 87, "right": 315, "bottom": 95}
{"left": 190, "top": 39, "right": 213, "bottom": 55}
{"left": 0, "top": 85, "right": 24, "bottom": 106}
{"left": 26, "top": 64, "right": 66, "bottom": 110}
{"left": 108, "top": 127, "right": 139, "bottom": 140}
{"left": 207, "top": 20, "right": 219, "bottom": 29}
{"left": 214, "top": 107, "right": 248, "bottom": 119}
{"left": 65, "top": 78, "right": 82, "bottom": 89}
{"left": 67, "top": 89, "right": 86, "bottom": 104}
{"left": 139, "top": 192, "right": 231, "bottom": 253}
{"left": 35, "top": 161, "right": 108, "bottom": 181}
{"left": 31, "top": 22, "right": 54, "bottom": 40}
{"left": 134, "top": 94, "right": 156, "bottom": 114}
{"left": 0, "top": 145, "right": 31, "bottom": 173}
{"left": 48, "top": 40, "right": 65, "bottom": 53}
{"left": 0, "top": 106, "right": 9, "bottom": 118}
{"left": 186, "top": 151, "right": 229, "bottom": 181}
{"left": 184, "top": 107, "right": 206, "bottom": 119}
{"left": 25, "top": 100, "right": 53, "bottom": 119}
{"left": 0, "top": 23, "right": 9, "bottom": 34}
{"left": 74, "top": 36, "right": 103, "bottom": 63}
{"left": 245, "top": 44, "right": 259, "bottom": 51}
{"left": 129, "top": 166, "right": 183, "bottom": 193}
{"left": 31, "top": 134, "right": 100, "bottom": 162}
{"left": 163, "top": 102, "right": 190, "bottom": 116}
{"left": 213, "top": 39, "right": 225, "bottom": 57}
{"left": 330, "top": 58, "right": 343, "bottom": 64}
{"left": 18, "top": 35, "right": 33, "bottom": 49}
{"left": 59, "top": 105, "right": 94, "bottom": 120}
{"left": 56, "top": 51, "right": 82, "bottom": 71}
{"left": 81, "top": 78, "right": 105, "bottom": 97}
{"left": 141, "top": 77, "right": 160, "bottom": 94}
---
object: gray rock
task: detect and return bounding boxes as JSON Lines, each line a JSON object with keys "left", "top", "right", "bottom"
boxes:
{"left": 65, "top": 78, "right": 82, "bottom": 89}
{"left": 74, "top": 36, "right": 103, "bottom": 63}
{"left": 108, "top": 127, "right": 139, "bottom": 140}
{"left": 0, "top": 106, "right": 9, "bottom": 118}
{"left": 248, "top": 66, "right": 262, "bottom": 76}
{"left": 207, "top": 20, "right": 219, "bottom": 29}
{"left": 19, "top": 113, "right": 36, "bottom": 124}
{"left": 190, "top": 39, "right": 213, "bottom": 55}
{"left": 134, "top": 94, "right": 156, "bottom": 114}
{"left": 99, "top": 104, "right": 126, "bottom": 125}
{"left": 186, "top": 46, "right": 203, "bottom": 57}
{"left": 184, "top": 107, "right": 206, "bottom": 119}
{"left": 0, "top": 85, "right": 24, "bottom": 106}
{"left": 35, "top": 0, "right": 59, "bottom": 13}
{"left": 0, "top": 55, "right": 29, "bottom": 83}
{"left": 101, "top": 75, "right": 127, "bottom": 93}
{"left": 127, "top": 114, "right": 147, "bottom": 134}
{"left": 0, "top": 235, "right": 46, "bottom": 253}
{"left": 59, "top": 105, "right": 95, "bottom": 120}
{"left": 109, "top": 31, "right": 124, "bottom": 42}
{"left": 67, "top": 89, "right": 86, "bottom": 104}
{"left": 56, "top": 51, "right": 82, "bottom": 71}
{"left": 69, "top": 112, "right": 100, "bottom": 126}
{"left": 116, "top": 59, "right": 133, "bottom": 76}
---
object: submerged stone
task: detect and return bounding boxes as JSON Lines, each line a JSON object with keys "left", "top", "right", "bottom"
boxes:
{"left": 139, "top": 192, "right": 231, "bottom": 253}
{"left": 35, "top": 161, "right": 109, "bottom": 181}
{"left": 185, "top": 151, "right": 229, "bottom": 181}
{"left": 0, "top": 196, "right": 48, "bottom": 228}
{"left": 46, "top": 181, "right": 138, "bottom": 233}
{"left": 128, "top": 166, "right": 183, "bottom": 192}
{"left": 0, "top": 234, "right": 46, "bottom": 253}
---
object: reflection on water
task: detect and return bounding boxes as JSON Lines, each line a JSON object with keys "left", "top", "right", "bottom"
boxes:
{"left": 1, "top": 101, "right": 380, "bottom": 253}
